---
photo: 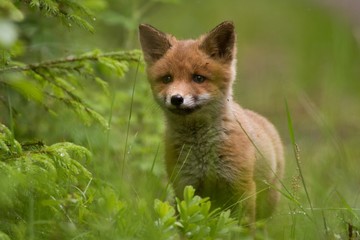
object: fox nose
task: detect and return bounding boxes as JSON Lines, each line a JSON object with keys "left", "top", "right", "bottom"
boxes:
{"left": 170, "top": 94, "right": 184, "bottom": 106}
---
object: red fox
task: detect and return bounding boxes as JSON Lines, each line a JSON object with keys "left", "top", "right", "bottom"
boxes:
{"left": 139, "top": 21, "right": 284, "bottom": 224}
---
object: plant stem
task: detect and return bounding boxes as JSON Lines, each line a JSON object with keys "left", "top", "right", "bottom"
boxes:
{"left": 285, "top": 100, "right": 314, "bottom": 213}
{"left": 121, "top": 57, "right": 141, "bottom": 178}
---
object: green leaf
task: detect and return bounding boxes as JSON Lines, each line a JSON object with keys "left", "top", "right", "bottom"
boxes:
{"left": 66, "top": 14, "right": 94, "bottom": 33}
{"left": 183, "top": 185, "right": 195, "bottom": 204}
{"left": 85, "top": 107, "right": 110, "bottom": 129}
{"left": 154, "top": 199, "right": 176, "bottom": 220}
{"left": 6, "top": 76, "right": 44, "bottom": 103}
{"left": 0, "top": 231, "right": 11, "bottom": 240}
{"left": 0, "top": 124, "right": 22, "bottom": 160}
{"left": 94, "top": 77, "right": 109, "bottom": 96}
{"left": 171, "top": 185, "right": 241, "bottom": 239}
{"left": 54, "top": 77, "right": 76, "bottom": 93}
{"left": 98, "top": 57, "right": 129, "bottom": 77}
{"left": 29, "top": 0, "right": 41, "bottom": 8}
{"left": 0, "top": 0, "right": 24, "bottom": 21}
{"left": 33, "top": 0, "right": 59, "bottom": 15}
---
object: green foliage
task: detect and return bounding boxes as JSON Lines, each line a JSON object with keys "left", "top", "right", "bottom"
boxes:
{"left": 154, "top": 186, "right": 242, "bottom": 240}
{"left": 0, "top": 0, "right": 143, "bottom": 130}
{"left": 19, "top": 0, "right": 99, "bottom": 33}
{"left": 0, "top": 123, "right": 159, "bottom": 240}
{"left": 1, "top": 49, "right": 142, "bottom": 128}
{"left": 1, "top": 0, "right": 359, "bottom": 239}
{"left": 0, "top": 123, "right": 92, "bottom": 238}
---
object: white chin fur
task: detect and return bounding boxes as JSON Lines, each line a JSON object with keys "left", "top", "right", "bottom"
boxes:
{"left": 162, "top": 93, "right": 211, "bottom": 108}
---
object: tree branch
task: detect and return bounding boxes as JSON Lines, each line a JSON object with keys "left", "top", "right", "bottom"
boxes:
{"left": 0, "top": 50, "right": 142, "bottom": 74}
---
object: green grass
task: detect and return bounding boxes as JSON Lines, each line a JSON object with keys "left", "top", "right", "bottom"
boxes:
{"left": 1, "top": 0, "right": 360, "bottom": 239}
{"left": 1, "top": 70, "right": 360, "bottom": 239}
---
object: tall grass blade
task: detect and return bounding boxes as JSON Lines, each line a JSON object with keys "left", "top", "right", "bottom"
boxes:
{"left": 150, "top": 143, "right": 160, "bottom": 174}
{"left": 7, "top": 87, "right": 14, "bottom": 134}
{"left": 105, "top": 92, "right": 116, "bottom": 162}
{"left": 285, "top": 100, "right": 313, "bottom": 213}
{"left": 28, "top": 193, "right": 34, "bottom": 240}
{"left": 289, "top": 205, "right": 297, "bottom": 239}
{"left": 122, "top": 59, "right": 141, "bottom": 178}
{"left": 162, "top": 145, "right": 193, "bottom": 200}
{"left": 322, "top": 210, "right": 330, "bottom": 238}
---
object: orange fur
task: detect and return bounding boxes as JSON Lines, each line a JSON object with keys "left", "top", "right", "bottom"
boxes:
{"left": 139, "top": 21, "right": 284, "bottom": 224}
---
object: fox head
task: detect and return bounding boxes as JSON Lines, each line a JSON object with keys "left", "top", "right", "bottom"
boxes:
{"left": 139, "top": 21, "right": 237, "bottom": 117}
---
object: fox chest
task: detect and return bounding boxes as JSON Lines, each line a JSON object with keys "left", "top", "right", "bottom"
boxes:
{"left": 165, "top": 128, "right": 236, "bottom": 203}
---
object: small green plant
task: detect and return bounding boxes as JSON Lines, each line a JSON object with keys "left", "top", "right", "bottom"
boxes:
{"left": 0, "top": 123, "right": 136, "bottom": 240}
{"left": 0, "top": 123, "right": 93, "bottom": 239}
{"left": 154, "top": 186, "right": 242, "bottom": 240}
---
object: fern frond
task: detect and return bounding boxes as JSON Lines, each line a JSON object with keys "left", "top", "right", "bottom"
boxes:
{"left": 0, "top": 124, "right": 22, "bottom": 160}
{"left": 0, "top": 123, "right": 93, "bottom": 205}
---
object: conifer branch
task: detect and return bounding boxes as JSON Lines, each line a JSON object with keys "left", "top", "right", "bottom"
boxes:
{"left": 0, "top": 50, "right": 142, "bottom": 74}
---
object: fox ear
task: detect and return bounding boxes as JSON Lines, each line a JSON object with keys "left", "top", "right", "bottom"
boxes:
{"left": 139, "top": 24, "right": 171, "bottom": 64}
{"left": 200, "top": 21, "right": 235, "bottom": 62}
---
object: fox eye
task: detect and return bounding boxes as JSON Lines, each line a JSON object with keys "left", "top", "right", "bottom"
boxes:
{"left": 162, "top": 75, "right": 172, "bottom": 84}
{"left": 192, "top": 74, "right": 206, "bottom": 84}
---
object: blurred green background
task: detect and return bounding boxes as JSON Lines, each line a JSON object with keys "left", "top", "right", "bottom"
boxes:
{"left": 1, "top": 0, "right": 359, "bottom": 239}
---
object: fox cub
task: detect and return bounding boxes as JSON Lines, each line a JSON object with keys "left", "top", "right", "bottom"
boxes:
{"left": 139, "top": 21, "right": 284, "bottom": 223}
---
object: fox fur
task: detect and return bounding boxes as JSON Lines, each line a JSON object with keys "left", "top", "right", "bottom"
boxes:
{"left": 139, "top": 21, "right": 284, "bottom": 224}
